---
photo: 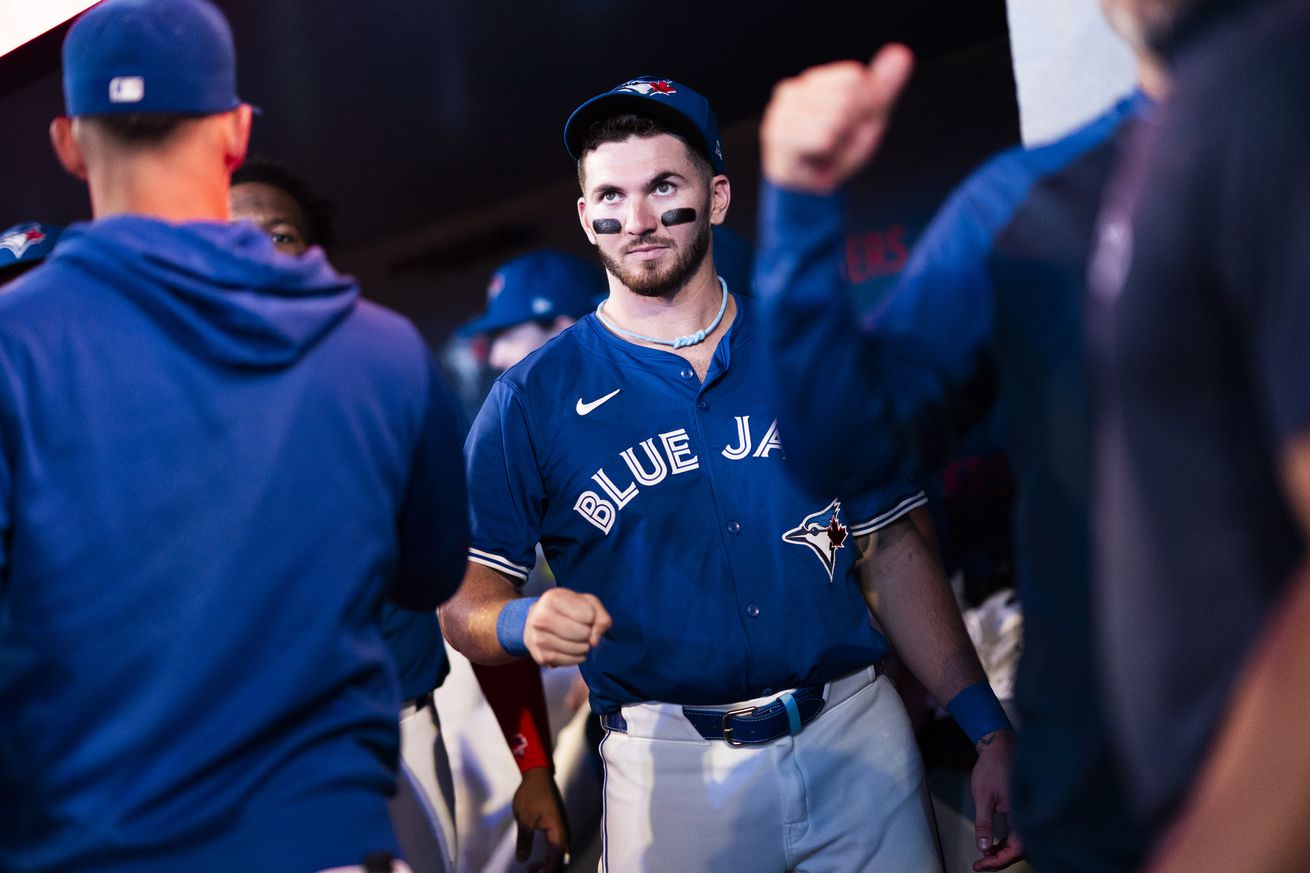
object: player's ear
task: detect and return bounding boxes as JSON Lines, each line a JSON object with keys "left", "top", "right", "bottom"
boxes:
{"left": 221, "top": 104, "right": 253, "bottom": 173}
{"left": 709, "top": 174, "right": 731, "bottom": 226}
{"left": 578, "top": 197, "right": 597, "bottom": 246}
{"left": 50, "top": 116, "right": 88, "bottom": 181}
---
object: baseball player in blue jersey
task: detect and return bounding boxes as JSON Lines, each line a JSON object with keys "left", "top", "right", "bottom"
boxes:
{"left": 440, "top": 76, "right": 1017, "bottom": 872}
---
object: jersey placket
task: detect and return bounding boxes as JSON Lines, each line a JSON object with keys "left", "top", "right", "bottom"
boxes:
{"left": 680, "top": 327, "right": 770, "bottom": 698}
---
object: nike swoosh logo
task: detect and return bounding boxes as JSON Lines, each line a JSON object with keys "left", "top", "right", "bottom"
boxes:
{"left": 576, "top": 388, "right": 621, "bottom": 416}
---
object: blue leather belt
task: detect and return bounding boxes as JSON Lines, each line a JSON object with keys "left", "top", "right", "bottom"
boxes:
{"left": 600, "top": 685, "right": 828, "bottom": 745}
{"left": 683, "top": 685, "right": 827, "bottom": 745}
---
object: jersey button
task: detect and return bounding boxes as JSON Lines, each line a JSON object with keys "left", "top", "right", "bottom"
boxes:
{"left": 696, "top": 399, "right": 708, "bottom": 411}
{"left": 679, "top": 367, "right": 694, "bottom": 380}
{"left": 727, "top": 520, "right": 741, "bottom": 534}
{"left": 746, "top": 603, "right": 761, "bottom": 618}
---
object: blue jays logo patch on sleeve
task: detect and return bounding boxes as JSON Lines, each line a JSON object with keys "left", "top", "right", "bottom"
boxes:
{"left": 782, "top": 499, "right": 848, "bottom": 582}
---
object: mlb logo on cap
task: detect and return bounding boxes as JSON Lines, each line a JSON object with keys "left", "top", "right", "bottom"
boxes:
{"left": 109, "top": 76, "right": 145, "bottom": 104}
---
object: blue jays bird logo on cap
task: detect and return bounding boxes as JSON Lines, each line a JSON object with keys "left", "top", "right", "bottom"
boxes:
{"left": 618, "top": 79, "right": 677, "bottom": 96}
{"left": 782, "top": 499, "right": 848, "bottom": 582}
{"left": 0, "top": 224, "right": 47, "bottom": 260}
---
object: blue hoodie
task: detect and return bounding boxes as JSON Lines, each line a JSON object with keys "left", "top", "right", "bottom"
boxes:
{"left": 0, "top": 217, "right": 468, "bottom": 873}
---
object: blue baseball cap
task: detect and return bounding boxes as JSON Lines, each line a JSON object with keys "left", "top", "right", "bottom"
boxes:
{"left": 0, "top": 223, "right": 63, "bottom": 278}
{"left": 458, "top": 250, "right": 606, "bottom": 337}
{"left": 62, "top": 0, "right": 247, "bottom": 117}
{"left": 564, "top": 76, "right": 725, "bottom": 175}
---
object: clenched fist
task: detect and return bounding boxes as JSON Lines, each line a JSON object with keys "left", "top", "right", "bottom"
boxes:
{"left": 524, "top": 587, "right": 612, "bottom": 667}
{"left": 760, "top": 44, "right": 915, "bottom": 194}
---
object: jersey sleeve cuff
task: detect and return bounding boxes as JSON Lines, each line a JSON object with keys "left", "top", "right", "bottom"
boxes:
{"left": 848, "top": 490, "right": 927, "bottom": 537}
{"left": 468, "top": 548, "right": 532, "bottom": 583}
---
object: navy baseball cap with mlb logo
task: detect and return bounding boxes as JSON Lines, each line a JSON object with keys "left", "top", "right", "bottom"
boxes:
{"left": 62, "top": 0, "right": 250, "bottom": 117}
{"left": 458, "top": 250, "right": 606, "bottom": 337}
{"left": 564, "top": 76, "right": 726, "bottom": 174}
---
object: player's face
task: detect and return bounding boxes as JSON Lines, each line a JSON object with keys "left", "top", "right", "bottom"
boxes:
{"left": 578, "top": 134, "right": 721, "bottom": 299}
{"left": 488, "top": 321, "right": 556, "bottom": 372}
{"left": 229, "top": 181, "right": 312, "bottom": 255}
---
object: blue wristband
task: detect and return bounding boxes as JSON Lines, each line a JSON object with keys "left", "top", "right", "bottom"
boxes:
{"left": 945, "top": 681, "right": 1012, "bottom": 745}
{"left": 495, "top": 597, "right": 539, "bottom": 659}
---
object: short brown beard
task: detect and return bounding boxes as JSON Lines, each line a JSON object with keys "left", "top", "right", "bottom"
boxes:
{"left": 598, "top": 200, "right": 712, "bottom": 299}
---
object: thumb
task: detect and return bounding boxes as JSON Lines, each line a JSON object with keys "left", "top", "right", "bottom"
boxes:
{"left": 974, "top": 790, "right": 996, "bottom": 854}
{"left": 862, "top": 43, "right": 915, "bottom": 116}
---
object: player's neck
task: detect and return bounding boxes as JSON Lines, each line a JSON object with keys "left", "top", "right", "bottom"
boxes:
{"left": 599, "top": 259, "right": 735, "bottom": 380}
{"left": 602, "top": 258, "right": 730, "bottom": 344}
{"left": 87, "top": 149, "right": 231, "bottom": 224}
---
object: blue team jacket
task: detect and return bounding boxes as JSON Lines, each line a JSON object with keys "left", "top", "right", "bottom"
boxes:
{"left": 0, "top": 216, "right": 468, "bottom": 873}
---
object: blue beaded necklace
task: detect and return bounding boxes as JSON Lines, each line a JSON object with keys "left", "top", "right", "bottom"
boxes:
{"left": 595, "top": 277, "right": 729, "bottom": 350}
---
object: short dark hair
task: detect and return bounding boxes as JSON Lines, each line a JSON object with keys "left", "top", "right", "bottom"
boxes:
{"left": 231, "top": 156, "right": 337, "bottom": 249}
{"left": 82, "top": 112, "right": 204, "bottom": 146}
{"left": 576, "top": 113, "right": 713, "bottom": 190}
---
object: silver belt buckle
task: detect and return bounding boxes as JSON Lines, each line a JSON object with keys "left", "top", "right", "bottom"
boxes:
{"left": 721, "top": 705, "right": 757, "bottom": 746}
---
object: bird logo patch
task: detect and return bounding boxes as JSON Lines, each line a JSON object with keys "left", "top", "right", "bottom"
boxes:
{"left": 618, "top": 79, "right": 677, "bottom": 97}
{"left": 782, "top": 499, "right": 848, "bottom": 582}
{"left": 0, "top": 224, "right": 46, "bottom": 260}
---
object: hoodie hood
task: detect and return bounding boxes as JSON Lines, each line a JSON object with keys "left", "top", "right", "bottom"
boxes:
{"left": 52, "top": 215, "right": 358, "bottom": 370}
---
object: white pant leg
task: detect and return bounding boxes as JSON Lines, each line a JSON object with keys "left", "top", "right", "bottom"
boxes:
{"left": 435, "top": 647, "right": 523, "bottom": 873}
{"left": 389, "top": 699, "right": 457, "bottom": 873}
{"left": 786, "top": 673, "right": 941, "bottom": 873}
{"left": 598, "top": 668, "right": 942, "bottom": 873}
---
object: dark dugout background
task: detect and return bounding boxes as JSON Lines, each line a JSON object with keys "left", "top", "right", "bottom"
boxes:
{"left": 0, "top": 0, "right": 1018, "bottom": 338}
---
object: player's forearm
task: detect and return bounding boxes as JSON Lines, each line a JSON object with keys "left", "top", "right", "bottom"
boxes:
{"left": 438, "top": 561, "right": 524, "bottom": 665}
{"left": 859, "top": 517, "right": 989, "bottom": 714}
{"left": 1148, "top": 570, "right": 1310, "bottom": 873}
{"left": 472, "top": 659, "right": 554, "bottom": 772}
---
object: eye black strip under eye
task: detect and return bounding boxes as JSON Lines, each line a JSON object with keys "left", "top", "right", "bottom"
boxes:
{"left": 661, "top": 208, "right": 696, "bottom": 226}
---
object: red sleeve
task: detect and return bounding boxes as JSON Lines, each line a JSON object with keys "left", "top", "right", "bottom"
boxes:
{"left": 471, "top": 659, "right": 553, "bottom": 773}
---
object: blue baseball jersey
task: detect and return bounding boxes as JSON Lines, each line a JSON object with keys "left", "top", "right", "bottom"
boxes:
{"left": 465, "top": 293, "right": 925, "bottom": 713}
